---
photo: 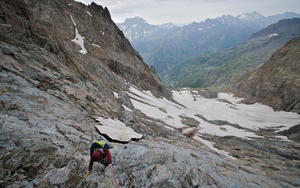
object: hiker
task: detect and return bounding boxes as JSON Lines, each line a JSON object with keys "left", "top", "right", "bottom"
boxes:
{"left": 85, "top": 138, "right": 114, "bottom": 177}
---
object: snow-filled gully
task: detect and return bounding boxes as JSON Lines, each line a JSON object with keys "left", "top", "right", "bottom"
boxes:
{"left": 70, "top": 15, "right": 87, "bottom": 54}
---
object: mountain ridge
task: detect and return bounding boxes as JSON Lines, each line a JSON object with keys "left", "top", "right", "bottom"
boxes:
{"left": 166, "top": 18, "right": 300, "bottom": 89}
{"left": 117, "top": 11, "right": 300, "bottom": 82}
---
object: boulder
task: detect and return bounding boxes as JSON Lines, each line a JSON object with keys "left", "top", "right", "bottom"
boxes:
{"left": 95, "top": 117, "right": 143, "bottom": 142}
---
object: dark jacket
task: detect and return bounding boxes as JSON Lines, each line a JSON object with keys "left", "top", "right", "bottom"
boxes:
{"left": 88, "top": 139, "right": 112, "bottom": 171}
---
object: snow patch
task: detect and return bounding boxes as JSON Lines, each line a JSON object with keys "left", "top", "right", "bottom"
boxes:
{"left": 269, "top": 33, "right": 278, "bottom": 37}
{"left": 122, "top": 105, "right": 132, "bottom": 112}
{"left": 113, "top": 91, "right": 119, "bottom": 98}
{"left": 120, "top": 25, "right": 126, "bottom": 30}
{"left": 144, "top": 30, "right": 153, "bottom": 36}
{"left": 134, "top": 32, "right": 139, "bottom": 39}
{"left": 86, "top": 11, "right": 92, "bottom": 17}
{"left": 70, "top": 15, "right": 76, "bottom": 26}
{"left": 239, "top": 14, "right": 250, "bottom": 20}
{"left": 91, "top": 43, "right": 101, "bottom": 48}
{"left": 127, "top": 85, "right": 186, "bottom": 129}
{"left": 193, "top": 135, "right": 236, "bottom": 160}
{"left": 95, "top": 117, "right": 143, "bottom": 142}
{"left": 70, "top": 15, "right": 87, "bottom": 54}
{"left": 275, "top": 135, "right": 291, "bottom": 141}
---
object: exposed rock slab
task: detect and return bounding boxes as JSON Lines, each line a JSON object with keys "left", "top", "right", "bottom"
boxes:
{"left": 95, "top": 117, "right": 143, "bottom": 142}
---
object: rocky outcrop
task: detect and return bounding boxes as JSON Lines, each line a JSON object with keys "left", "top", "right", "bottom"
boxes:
{"left": 280, "top": 124, "right": 300, "bottom": 142}
{"left": 0, "top": 0, "right": 170, "bottom": 99}
{"left": 233, "top": 37, "right": 300, "bottom": 114}
{"left": 0, "top": 0, "right": 170, "bottom": 186}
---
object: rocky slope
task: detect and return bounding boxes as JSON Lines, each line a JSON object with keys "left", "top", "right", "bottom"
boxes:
{"left": 233, "top": 36, "right": 300, "bottom": 114}
{"left": 0, "top": 0, "right": 168, "bottom": 186}
{"left": 0, "top": 0, "right": 170, "bottom": 98}
{"left": 0, "top": 0, "right": 300, "bottom": 188}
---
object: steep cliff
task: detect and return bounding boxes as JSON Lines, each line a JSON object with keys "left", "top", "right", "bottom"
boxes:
{"left": 0, "top": 0, "right": 170, "bottom": 100}
{"left": 0, "top": 0, "right": 172, "bottom": 186}
{"left": 233, "top": 37, "right": 300, "bottom": 114}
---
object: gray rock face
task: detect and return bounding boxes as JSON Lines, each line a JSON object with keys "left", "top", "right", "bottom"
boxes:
{"left": 281, "top": 124, "right": 300, "bottom": 142}
{"left": 82, "top": 138, "right": 299, "bottom": 188}
{"left": 233, "top": 37, "right": 300, "bottom": 114}
{"left": 0, "top": 0, "right": 299, "bottom": 188}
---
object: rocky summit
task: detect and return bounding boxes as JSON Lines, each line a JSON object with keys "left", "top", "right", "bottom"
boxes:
{"left": 0, "top": 0, "right": 300, "bottom": 188}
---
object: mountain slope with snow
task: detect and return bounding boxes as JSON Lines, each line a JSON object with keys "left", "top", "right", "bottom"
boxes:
{"left": 1, "top": 0, "right": 300, "bottom": 187}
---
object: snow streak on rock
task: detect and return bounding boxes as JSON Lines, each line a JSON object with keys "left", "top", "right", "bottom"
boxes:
{"left": 70, "top": 15, "right": 87, "bottom": 54}
{"left": 269, "top": 33, "right": 279, "bottom": 37}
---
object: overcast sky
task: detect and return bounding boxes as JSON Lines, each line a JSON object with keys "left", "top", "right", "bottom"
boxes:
{"left": 77, "top": 0, "right": 300, "bottom": 25}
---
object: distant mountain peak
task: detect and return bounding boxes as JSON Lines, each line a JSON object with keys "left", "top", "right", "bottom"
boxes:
{"left": 117, "top": 16, "right": 174, "bottom": 42}
{"left": 237, "top": 11, "right": 264, "bottom": 20}
{"left": 125, "top": 16, "right": 147, "bottom": 22}
{"left": 157, "top": 22, "right": 176, "bottom": 29}
{"left": 123, "top": 16, "right": 149, "bottom": 27}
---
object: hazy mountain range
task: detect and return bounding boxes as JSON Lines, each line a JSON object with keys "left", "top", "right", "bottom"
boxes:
{"left": 117, "top": 12, "right": 300, "bottom": 88}
{"left": 167, "top": 18, "right": 300, "bottom": 89}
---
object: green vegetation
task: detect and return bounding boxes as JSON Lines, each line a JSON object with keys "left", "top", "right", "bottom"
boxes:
{"left": 169, "top": 51, "right": 271, "bottom": 89}
{"left": 3, "top": 164, "right": 14, "bottom": 171}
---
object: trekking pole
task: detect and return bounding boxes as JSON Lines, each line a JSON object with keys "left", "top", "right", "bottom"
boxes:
{"left": 109, "top": 165, "right": 120, "bottom": 188}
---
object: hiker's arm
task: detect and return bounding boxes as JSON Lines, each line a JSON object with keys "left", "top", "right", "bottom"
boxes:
{"left": 88, "top": 156, "right": 94, "bottom": 171}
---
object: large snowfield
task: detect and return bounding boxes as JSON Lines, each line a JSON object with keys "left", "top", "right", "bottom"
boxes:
{"left": 95, "top": 81, "right": 300, "bottom": 158}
